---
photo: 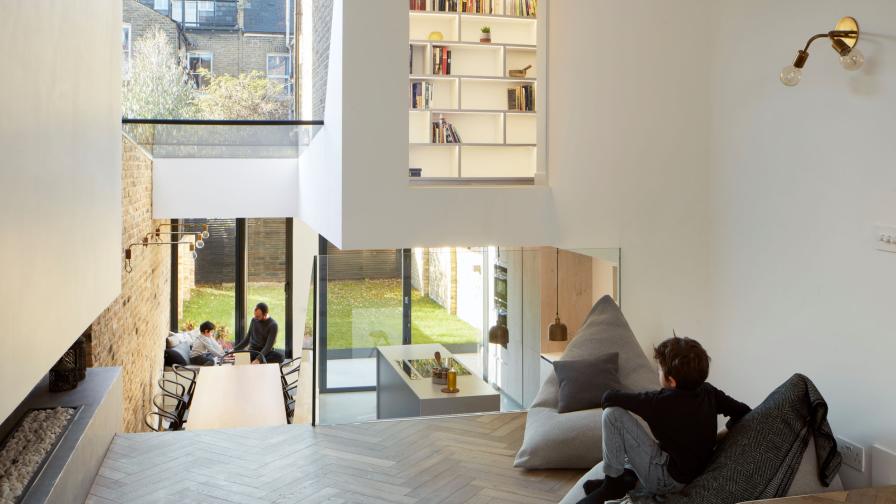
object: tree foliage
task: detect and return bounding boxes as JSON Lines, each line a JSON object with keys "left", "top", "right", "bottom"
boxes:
{"left": 194, "top": 71, "right": 291, "bottom": 120}
{"left": 122, "top": 28, "right": 292, "bottom": 120}
{"left": 122, "top": 28, "right": 195, "bottom": 119}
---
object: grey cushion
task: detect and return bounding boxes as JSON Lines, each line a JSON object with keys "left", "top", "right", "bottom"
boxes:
{"left": 554, "top": 352, "right": 621, "bottom": 413}
{"left": 164, "top": 341, "right": 191, "bottom": 367}
{"left": 558, "top": 439, "right": 844, "bottom": 504}
{"left": 514, "top": 295, "right": 657, "bottom": 469}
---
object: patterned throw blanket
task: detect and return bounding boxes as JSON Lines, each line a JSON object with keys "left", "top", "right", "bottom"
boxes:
{"left": 628, "top": 373, "right": 842, "bottom": 504}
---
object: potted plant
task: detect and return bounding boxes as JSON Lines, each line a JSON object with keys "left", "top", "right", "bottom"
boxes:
{"left": 480, "top": 26, "right": 491, "bottom": 43}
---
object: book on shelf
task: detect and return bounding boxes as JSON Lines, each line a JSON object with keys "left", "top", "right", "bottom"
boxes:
{"left": 504, "top": 0, "right": 536, "bottom": 17}
{"left": 507, "top": 84, "right": 535, "bottom": 111}
{"left": 410, "top": 0, "right": 458, "bottom": 12}
{"left": 461, "top": 0, "right": 493, "bottom": 14}
{"left": 432, "top": 115, "right": 463, "bottom": 143}
{"left": 432, "top": 46, "right": 452, "bottom": 75}
{"left": 410, "top": 81, "right": 433, "bottom": 109}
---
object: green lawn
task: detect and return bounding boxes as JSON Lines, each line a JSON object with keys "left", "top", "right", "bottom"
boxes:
{"left": 180, "top": 282, "right": 287, "bottom": 348}
{"left": 180, "top": 279, "right": 480, "bottom": 350}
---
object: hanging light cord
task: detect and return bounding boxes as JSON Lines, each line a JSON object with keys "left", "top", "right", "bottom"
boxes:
{"left": 555, "top": 248, "right": 560, "bottom": 318}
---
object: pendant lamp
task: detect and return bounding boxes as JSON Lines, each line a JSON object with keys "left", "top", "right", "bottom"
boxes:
{"left": 548, "top": 248, "right": 568, "bottom": 341}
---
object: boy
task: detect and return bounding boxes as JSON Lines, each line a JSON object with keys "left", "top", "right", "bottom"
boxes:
{"left": 190, "top": 321, "right": 227, "bottom": 365}
{"left": 579, "top": 337, "right": 751, "bottom": 504}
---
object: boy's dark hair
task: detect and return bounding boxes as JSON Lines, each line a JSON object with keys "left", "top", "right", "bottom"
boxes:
{"left": 653, "top": 336, "right": 710, "bottom": 390}
{"left": 199, "top": 321, "right": 215, "bottom": 334}
{"left": 255, "top": 302, "right": 269, "bottom": 315}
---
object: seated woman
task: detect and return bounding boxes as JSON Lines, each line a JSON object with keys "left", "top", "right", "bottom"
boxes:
{"left": 190, "top": 321, "right": 228, "bottom": 365}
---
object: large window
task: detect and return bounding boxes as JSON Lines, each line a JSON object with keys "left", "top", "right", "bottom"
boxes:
{"left": 187, "top": 52, "right": 213, "bottom": 89}
{"left": 121, "top": 24, "right": 131, "bottom": 79}
{"left": 266, "top": 54, "right": 292, "bottom": 95}
{"left": 171, "top": 0, "right": 237, "bottom": 28}
{"left": 175, "top": 218, "right": 293, "bottom": 358}
{"left": 153, "top": 0, "right": 169, "bottom": 11}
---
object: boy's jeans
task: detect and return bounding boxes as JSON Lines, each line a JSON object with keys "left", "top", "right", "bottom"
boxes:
{"left": 602, "top": 407, "right": 687, "bottom": 496}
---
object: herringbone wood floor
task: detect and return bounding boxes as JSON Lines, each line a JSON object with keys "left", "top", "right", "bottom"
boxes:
{"left": 87, "top": 412, "right": 584, "bottom": 503}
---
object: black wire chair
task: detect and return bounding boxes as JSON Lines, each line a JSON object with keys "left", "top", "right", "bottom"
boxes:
{"left": 171, "top": 364, "right": 198, "bottom": 398}
{"left": 145, "top": 392, "right": 187, "bottom": 431}
{"left": 159, "top": 377, "right": 191, "bottom": 418}
{"left": 145, "top": 410, "right": 180, "bottom": 432}
{"left": 222, "top": 349, "right": 267, "bottom": 365}
{"left": 279, "top": 358, "right": 301, "bottom": 422}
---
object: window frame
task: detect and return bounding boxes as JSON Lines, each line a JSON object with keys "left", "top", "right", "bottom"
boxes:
{"left": 266, "top": 53, "right": 292, "bottom": 94}
{"left": 122, "top": 23, "right": 132, "bottom": 80}
{"left": 187, "top": 51, "right": 214, "bottom": 89}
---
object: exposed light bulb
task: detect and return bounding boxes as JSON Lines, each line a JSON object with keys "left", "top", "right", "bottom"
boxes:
{"left": 191, "top": 251, "right": 198, "bottom": 260}
{"left": 201, "top": 230, "right": 210, "bottom": 239}
{"left": 840, "top": 48, "right": 864, "bottom": 71}
{"left": 196, "top": 239, "right": 205, "bottom": 249}
{"left": 780, "top": 65, "right": 802, "bottom": 86}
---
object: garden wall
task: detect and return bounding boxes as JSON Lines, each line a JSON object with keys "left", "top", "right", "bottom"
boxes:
{"left": 187, "top": 218, "right": 288, "bottom": 284}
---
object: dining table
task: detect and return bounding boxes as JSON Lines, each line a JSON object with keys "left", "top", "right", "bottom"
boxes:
{"left": 185, "top": 363, "right": 287, "bottom": 431}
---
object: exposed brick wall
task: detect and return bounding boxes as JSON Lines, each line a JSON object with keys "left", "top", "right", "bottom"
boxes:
{"left": 89, "top": 137, "right": 174, "bottom": 433}
{"left": 177, "top": 236, "right": 196, "bottom": 321}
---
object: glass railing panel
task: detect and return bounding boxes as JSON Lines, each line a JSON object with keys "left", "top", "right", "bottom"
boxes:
{"left": 121, "top": 120, "right": 322, "bottom": 158}
{"left": 311, "top": 246, "right": 621, "bottom": 426}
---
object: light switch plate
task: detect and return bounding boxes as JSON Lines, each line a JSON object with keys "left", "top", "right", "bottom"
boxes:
{"left": 837, "top": 436, "right": 866, "bottom": 472}
{"left": 875, "top": 225, "right": 896, "bottom": 253}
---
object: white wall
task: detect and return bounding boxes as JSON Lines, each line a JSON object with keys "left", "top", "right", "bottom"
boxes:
{"left": 311, "top": 1, "right": 896, "bottom": 486}
{"left": 297, "top": 0, "right": 343, "bottom": 246}
{"left": 546, "top": 0, "right": 896, "bottom": 488}
{"left": 0, "top": 1, "right": 122, "bottom": 422}
{"left": 153, "top": 158, "right": 299, "bottom": 218}
{"left": 706, "top": 1, "right": 896, "bottom": 488}
{"left": 323, "top": 0, "right": 554, "bottom": 250}
{"left": 547, "top": 0, "right": 715, "bottom": 358}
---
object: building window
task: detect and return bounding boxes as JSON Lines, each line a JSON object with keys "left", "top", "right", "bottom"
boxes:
{"left": 122, "top": 23, "right": 132, "bottom": 79}
{"left": 187, "top": 52, "right": 213, "bottom": 89}
{"left": 153, "top": 0, "right": 169, "bottom": 11}
{"left": 267, "top": 54, "right": 291, "bottom": 94}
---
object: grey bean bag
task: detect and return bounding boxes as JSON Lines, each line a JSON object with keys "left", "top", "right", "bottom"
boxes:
{"left": 559, "top": 438, "right": 843, "bottom": 504}
{"left": 514, "top": 295, "right": 657, "bottom": 469}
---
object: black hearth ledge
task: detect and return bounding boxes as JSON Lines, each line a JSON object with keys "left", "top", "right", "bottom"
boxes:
{"left": 0, "top": 367, "right": 122, "bottom": 504}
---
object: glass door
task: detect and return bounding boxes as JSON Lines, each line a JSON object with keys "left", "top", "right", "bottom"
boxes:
{"left": 246, "top": 218, "right": 291, "bottom": 357}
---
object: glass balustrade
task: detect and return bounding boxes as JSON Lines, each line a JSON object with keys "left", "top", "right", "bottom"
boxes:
{"left": 311, "top": 246, "right": 621, "bottom": 425}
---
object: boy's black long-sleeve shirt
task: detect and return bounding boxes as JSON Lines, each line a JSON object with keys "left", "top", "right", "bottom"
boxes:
{"left": 601, "top": 383, "right": 751, "bottom": 484}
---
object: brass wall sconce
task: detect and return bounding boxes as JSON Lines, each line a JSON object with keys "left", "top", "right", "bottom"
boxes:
{"left": 154, "top": 223, "right": 209, "bottom": 249}
{"left": 124, "top": 237, "right": 197, "bottom": 273}
{"left": 780, "top": 16, "right": 863, "bottom": 87}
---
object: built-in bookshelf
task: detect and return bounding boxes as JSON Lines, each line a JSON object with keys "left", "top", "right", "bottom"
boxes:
{"left": 409, "top": 0, "right": 537, "bottom": 180}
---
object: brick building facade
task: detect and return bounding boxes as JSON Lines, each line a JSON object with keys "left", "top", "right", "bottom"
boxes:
{"left": 123, "top": 0, "right": 296, "bottom": 111}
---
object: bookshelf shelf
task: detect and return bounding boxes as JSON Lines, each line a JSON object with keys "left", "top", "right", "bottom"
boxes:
{"left": 409, "top": 0, "right": 538, "bottom": 180}
{"left": 410, "top": 40, "right": 535, "bottom": 50}
{"left": 409, "top": 11, "right": 536, "bottom": 21}
{"left": 410, "top": 108, "right": 535, "bottom": 115}
{"left": 410, "top": 74, "right": 536, "bottom": 83}
{"left": 411, "top": 143, "right": 536, "bottom": 147}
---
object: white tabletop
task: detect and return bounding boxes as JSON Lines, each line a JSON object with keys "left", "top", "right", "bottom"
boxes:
{"left": 186, "top": 364, "right": 287, "bottom": 431}
{"left": 377, "top": 344, "right": 498, "bottom": 401}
